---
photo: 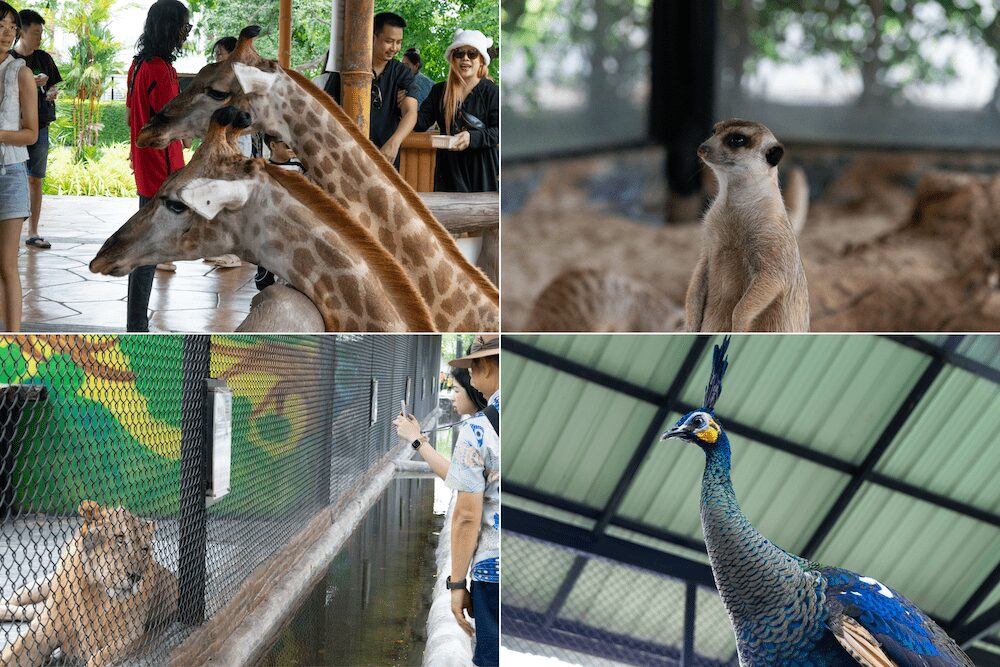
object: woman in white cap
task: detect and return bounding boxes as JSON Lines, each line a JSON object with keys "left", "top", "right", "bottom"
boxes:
{"left": 414, "top": 29, "right": 498, "bottom": 192}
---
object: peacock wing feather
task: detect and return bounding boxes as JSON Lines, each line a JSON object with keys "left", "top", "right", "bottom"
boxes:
{"left": 821, "top": 567, "right": 974, "bottom": 667}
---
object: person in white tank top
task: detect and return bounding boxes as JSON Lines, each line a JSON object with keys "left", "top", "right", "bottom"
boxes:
{"left": 0, "top": 2, "right": 38, "bottom": 332}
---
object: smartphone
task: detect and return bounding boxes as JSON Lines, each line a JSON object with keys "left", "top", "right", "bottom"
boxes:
{"left": 400, "top": 400, "right": 407, "bottom": 415}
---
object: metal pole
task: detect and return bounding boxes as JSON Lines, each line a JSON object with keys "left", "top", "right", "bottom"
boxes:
{"left": 317, "top": 336, "right": 336, "bottom": 505}
{"left": 681, "top": 581, "right": 696, "bottom": 666}
{"left": 178, "top": 335, "right": 211, "bottom": 625}
{"left": 0, "top": 385, "right": 47, "bottom": 519}
{"left": 278, "top": 0, "right": 292, "bottom": 68}
{"left": 342, "top": 0, "right": 374, "bottom": 133}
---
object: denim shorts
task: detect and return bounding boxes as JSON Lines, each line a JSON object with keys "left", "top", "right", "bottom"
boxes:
{"left": 0, "top": 161, "right": 30, "bottom": 221}
{"left": 26, "top": 125, "right": 49, "bottom": 179}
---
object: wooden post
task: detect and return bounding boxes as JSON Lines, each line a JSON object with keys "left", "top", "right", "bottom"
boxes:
{"left": 342, "top": 0, "right": 374, "bottom": 134}
{"left": 278, "top": 0, "right": 292, "bottom": 68}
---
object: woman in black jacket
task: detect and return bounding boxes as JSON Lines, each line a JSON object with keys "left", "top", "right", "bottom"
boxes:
{"left": 415, "top": 29, "right": 498, "bottom": 192}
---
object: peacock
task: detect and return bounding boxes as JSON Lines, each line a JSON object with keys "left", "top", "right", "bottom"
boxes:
{"left": 661, "top": 337, "right": 974, "bottom": 667}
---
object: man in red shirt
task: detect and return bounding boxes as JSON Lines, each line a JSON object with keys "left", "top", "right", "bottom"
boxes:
{"left": 125, "top": 0, "right": 190, "bottom": 331}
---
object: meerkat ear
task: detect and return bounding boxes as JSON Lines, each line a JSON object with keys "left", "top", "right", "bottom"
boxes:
{"left": 765, "top": 144, "right": 784, "bottom": 167}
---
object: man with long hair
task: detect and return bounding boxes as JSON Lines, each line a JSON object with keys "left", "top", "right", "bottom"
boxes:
{"left": 125, "top": 0, "right": 190, "bottom": 331}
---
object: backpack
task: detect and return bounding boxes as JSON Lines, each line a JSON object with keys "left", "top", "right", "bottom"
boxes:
{"left": 483, "top": 404, "right": 499, "bottom": 436}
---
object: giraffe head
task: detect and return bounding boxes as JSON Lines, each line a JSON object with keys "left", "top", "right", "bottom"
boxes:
{"left": 91, "top": 107, "right": 262, "bottom": 276}
{"left": 137, "top": 25, "right": 290, "bottom": 148}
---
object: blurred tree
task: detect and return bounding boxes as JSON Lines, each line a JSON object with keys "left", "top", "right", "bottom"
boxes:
{"left": 188, "top": 0, "right": 332, "bottom": 74}
{"left": 187, "top": 0, "right": 497, "bottom": 81}
{"left": 377, "top": 0, "right": 499, "bottom": 82}
{"left": 733, "top": 0, "right": 991, "bottom": 107}
{"left": 61, "top": 0, "right": 122, "bottom": 159}
{"left": 503, "top": 0, "right": 649, "bottom": 115}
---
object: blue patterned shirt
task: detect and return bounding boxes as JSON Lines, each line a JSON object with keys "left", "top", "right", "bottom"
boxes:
{"left": 446, "top": 391, "right": 500, "bottom": 583}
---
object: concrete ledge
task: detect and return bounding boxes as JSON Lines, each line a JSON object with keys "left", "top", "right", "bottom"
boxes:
{"left": 168, "top": 440, "right": 408, "bottom": 667}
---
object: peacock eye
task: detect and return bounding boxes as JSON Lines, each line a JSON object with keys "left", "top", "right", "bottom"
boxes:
{"left": 205, "top": 88, "right": 229, "bottom": 101}
{"left": 692, "top": 416, "right": 703, "bottom": 427}
{"left": 726, "top": 133, "right": 748, "bottom": 148}
{"left": 164, "top": 199, "right": 189, "bottom": 214}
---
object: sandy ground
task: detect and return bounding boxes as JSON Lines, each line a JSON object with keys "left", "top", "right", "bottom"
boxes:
{"left": 502, "top": 147, "right": 1000, "bottom": 332}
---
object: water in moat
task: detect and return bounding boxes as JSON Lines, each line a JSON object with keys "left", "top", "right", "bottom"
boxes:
{"left": 254, "top": 476, "right": 444, "bottom": 667}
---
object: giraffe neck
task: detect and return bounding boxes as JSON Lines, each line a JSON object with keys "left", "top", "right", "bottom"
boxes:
{"left": 232, "top": 167, "right": 435, "bottom": 332}
{"left": 259, "top": 69, "right": 498, "bottom": 331}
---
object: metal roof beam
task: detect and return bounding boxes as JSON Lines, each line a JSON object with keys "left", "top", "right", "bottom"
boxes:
{"left": 801, "top": 337, "right": 960, "bottom": 559}
{"left": 505, "top": 481, "right": 708, "bottom": 553}
{"left": 949, "top": 557, "right": 1000, "bottom": 633}
{"left": 504, "top": 337, "right": 662, "bottom": 404}
{"left": 506, "top": 507, "right": 717, "bottom": 588}
{"left": 888, "top": 335, "right": 1000, "bottom": 386}
{"left": 505, "top": 606, "right": 687, "bottom": 667}
{"left": 541, "top": 556, "right": 587, "bottom": 628}
{"left": 953, "top": 599, "right": 1000, "bottom": 648}
{"left": 592, "top": 338, "right": 710, "bottom": 536}
{"left": 672, "top": 400, "right": 856, "bottom": 474}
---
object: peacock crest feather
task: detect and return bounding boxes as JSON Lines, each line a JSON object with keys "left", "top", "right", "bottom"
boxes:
{"left": 703, "top": 335, "right": 731, "bottom": 414}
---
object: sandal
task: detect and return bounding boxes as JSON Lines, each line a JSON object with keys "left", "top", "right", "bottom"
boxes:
{"left": 25, "top": 236, "right": 51, "bottom": 249}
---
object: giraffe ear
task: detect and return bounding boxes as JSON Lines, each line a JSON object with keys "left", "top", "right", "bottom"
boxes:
{"left": 178, "top": 178, "right": 251, "bottom": 220}
{"left": 232, "top": 62, "right": 277, "bottom": 95}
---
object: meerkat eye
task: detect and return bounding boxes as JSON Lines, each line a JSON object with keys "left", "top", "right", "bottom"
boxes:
{"left": 205, "top": 88, "right": 229, "bottom": 100}
{"left": 164, "top": 199, "right": 189, "bottom": 214}
{"left": 115, "top": 534, "right": 126, "bottom": 544}
{"left": 726, "top": 133, "right": 748, "bottom": 148}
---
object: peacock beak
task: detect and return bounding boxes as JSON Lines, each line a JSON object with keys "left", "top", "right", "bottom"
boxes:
{"left": 662, "top": 427, "right": 687, "bottom": 441}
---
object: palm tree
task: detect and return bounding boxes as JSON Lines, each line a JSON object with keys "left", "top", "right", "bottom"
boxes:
{"left": 61, "top": 0, "right": 122, "bottom": 161}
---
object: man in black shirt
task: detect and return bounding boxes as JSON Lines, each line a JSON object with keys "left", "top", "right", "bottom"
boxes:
{"left": 15, "top": 10, "right": 61, "bottom": 250}
{"left": 370, "top": 12, "right": 417, "bottom": 167}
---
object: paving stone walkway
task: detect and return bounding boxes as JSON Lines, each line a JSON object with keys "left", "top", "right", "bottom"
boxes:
{"left": 20, "top": 195, "right": 258, "bottom": 332}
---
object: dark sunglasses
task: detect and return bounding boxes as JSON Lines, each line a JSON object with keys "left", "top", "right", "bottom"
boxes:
{"left": 371, "top": 78, "right": 383, "bottom": 110}
{"left": 452, "top": 48, "right": 480, "bottom": 61}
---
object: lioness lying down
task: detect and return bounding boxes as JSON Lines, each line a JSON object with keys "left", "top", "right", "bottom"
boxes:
{"left": 0, "top": 501, "right": 178, "bottom": 667}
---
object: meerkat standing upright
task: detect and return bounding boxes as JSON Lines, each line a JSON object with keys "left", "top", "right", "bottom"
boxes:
{"left": 685, "top": 119, "right": 810, "bottom": 332}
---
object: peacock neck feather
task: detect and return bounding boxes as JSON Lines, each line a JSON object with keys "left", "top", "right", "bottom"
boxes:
{"left": 700, "top": 431, "right": 829, "bottom": 662}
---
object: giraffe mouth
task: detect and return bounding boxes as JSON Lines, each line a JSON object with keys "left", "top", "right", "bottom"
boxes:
{"left": 89, "top": 255, "right": 130, "bottom": 277}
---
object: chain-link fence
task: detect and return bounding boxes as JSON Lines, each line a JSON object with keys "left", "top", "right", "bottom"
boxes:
{"left": 502, "top": 530, "right": 739, "bottom": 667}
{"left": 0, "top": 334, "right": 440, "bottom": 667}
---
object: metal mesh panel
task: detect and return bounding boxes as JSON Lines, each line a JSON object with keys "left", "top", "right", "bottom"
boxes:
{"left": 0, "top": 335, "right": 188, "bottom": 666}
{"left": 502, "top": 531, "right": 739, "bottom": 667}
{"left": 0, "top": 334, "right": 440, "bottom": 667}
{"left": 201, "top": 335, "right": 335, "bottom": 619}
{"left": 330, "top": 335, "right": 373, "bottom": 505}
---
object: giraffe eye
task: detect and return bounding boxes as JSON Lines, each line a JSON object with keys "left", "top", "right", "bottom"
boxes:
{"left": 205, "top": 88, "right": 229, "bottom": 101}
{"left": 164, "top": 199, "right": 189, "bottom": 214}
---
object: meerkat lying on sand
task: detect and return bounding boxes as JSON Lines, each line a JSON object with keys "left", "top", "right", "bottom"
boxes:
{"left": 685, "top": 119, "right": 809, "bottom": 332}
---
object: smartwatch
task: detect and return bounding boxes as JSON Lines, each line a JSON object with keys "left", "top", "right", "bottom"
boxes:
{"left": 411, "top": 437, "right": 423, "bottom": 450}
{"left": 446, "top": 576, "right": 467, "bottom": 590}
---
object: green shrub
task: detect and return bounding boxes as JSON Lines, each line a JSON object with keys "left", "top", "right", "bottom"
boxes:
{"left": 50, "top": 100, "right": 129, "bottom": 147}
{"left": 44, "top": 144, "right": 137, "bottom": 197}
{"left": 42, "top": 143, "right": 197, "bottom": 198}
